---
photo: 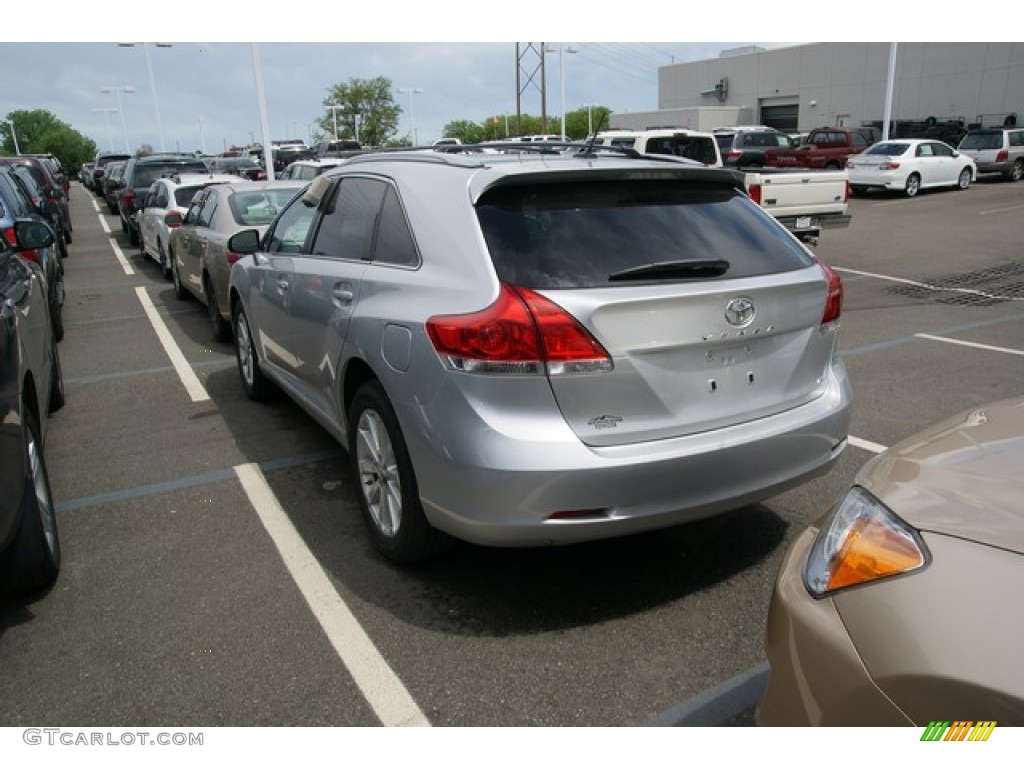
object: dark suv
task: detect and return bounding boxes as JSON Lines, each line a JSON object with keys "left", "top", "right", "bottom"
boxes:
{"left": 0, "top": 157, "right": 73, "bottom": 248}
{"left": 714, "top": 126, "right": 797, "bottom": 168}
{"left": 92, "top": 152, "right": 132, "bottom": 195}
{"left": 118, "top": 154, "right": 208, "bottom": 245}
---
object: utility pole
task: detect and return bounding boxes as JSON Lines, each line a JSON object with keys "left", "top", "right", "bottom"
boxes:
{"left": 516, "top": 43, "right": 548, "bottom": 137}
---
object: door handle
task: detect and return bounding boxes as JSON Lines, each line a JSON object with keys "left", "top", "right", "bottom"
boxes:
{"left": 331, "top": 288, "right": 354, "bottom": 303}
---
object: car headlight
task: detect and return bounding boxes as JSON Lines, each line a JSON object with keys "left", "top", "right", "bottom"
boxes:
{"left": 804, "top": 486, "right": 930, "bottom": 598}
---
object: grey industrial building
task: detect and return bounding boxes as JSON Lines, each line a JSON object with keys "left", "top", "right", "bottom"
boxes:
{"left": 609, "top": 42, "right": 1024, "bottom": 137}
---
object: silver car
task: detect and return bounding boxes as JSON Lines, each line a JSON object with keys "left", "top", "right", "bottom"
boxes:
{"left": 168, "top": 181, "right": 306, "bottom": 341}
{"left": 227, "top": 148, "right": 853, "bottom": 562}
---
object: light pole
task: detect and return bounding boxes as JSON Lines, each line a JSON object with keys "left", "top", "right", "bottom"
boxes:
{"left": 92, "top": 107, "right": 119, "bottom": 151}
{"left": 4, "top": 119, "right": 20, "bottom": 156}
{"left": 326, "top": 104, "right": 344, "bottom": 140}
{"left": 198, "top": 117, "right": 206, "bottom": 155}
{"left": 397, "top": 87, "right": 423, "bottom": 145}
{"left": 546, "top": 44, "right": 579, "bottom": 141}
{"left": 118, "top": 43, "right": 172, "bottom": 152}
{"left": 100, "top": 85, "right": 135, "bottom": 153}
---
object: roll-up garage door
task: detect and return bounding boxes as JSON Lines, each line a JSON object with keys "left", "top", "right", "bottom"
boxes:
{"left": 759, "top": 103, "right": 799, "bottom": 133}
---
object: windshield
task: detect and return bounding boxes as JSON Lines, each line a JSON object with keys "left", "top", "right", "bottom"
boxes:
{"left": 866, "top": 142, "right": 910, "bottom": 156}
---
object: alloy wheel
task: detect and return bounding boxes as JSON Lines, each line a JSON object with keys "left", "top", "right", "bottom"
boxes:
{"left": 355, "top": 409, "right": 402, "bottom": 538}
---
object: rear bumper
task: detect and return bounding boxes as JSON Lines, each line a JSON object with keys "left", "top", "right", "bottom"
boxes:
{"left": 776, "top": 213, "right": 851, "bottom": 238}
{"left": 408, "top": 362, "right": 853, "bottom": 547}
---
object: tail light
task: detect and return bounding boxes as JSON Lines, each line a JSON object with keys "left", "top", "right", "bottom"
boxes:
{"left": 747, "top": 183, "right": 762, "bottom": 205}
{"left": 843, "top": 179, "right": 850, "bottom": 202}
{"left": 426, "top": 283, "right": 613, "bottom": 376}
{"left": 124, "top": 188, "right": 137, "bottom": 208}
{"left": 728, "top": 150, "right": 742, "bottom": 161}
{"left": 814, "top": 257, "right": 843, "bottom": 326}
{"left": 3, "top": 226, "right": 39, "bottom": 263}
{"left": 879, "top": 161, "right": 901, "bottom": 170}
{"left": 225, "top": 251, "right": 242, "bottom": 265}
{"left": 996, "top": 149, "right": 1009, "bottom": 162}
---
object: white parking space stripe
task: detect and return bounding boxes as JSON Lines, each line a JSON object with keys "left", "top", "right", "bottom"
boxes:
{"left": 134, "top": 286, "right": 211, "bottom": 402}
{"left": 979, "top": 203, "right": 1024, "bottom": 216}
{"left": 233, "top": 462, "right": 430, "bottom": 728}
{"left": 109, "top": 238, "right": 135, "bottom": 275}
{"left": 915, "top": 333, "right": 1024, "bottom": 357}
{"left": 834, "top": 266, "right": 1024, "bottom": 303}
{"left": 849, "top": 435, "right": 887, "bottom": 454}
{"left": 98, "top": 214, "right": 111, "bottom": 234}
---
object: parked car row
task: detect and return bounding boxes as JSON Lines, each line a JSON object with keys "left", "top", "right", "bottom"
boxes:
{"left": 0, "top": 185, "right": 66, "bottom": 596}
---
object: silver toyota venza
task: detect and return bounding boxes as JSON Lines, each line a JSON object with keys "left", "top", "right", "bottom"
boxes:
{"left": 227, "top": 145, "right": 853, "bottom": 562}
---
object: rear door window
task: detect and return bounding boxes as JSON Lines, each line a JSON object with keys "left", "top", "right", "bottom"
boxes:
{"left": 477, "top": 179, "right": 811, "bottom": 289}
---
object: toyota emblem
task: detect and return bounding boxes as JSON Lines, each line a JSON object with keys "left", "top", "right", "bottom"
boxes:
{"left": 725, "top": 297, "right": 755, "bottom": 327}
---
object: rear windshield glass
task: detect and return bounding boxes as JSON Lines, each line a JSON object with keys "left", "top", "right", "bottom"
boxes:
{"left": 477, "top": 179, "right": 811, "bottom": 289}
{"left": 959, "top": 132, "right": 1002, "bottom": 150}
{"left": 135, "top": 162, "right": 207, "bottom": 187}
{"left": 866, "top": 142, "right": 910, "bottom": 156}
{"left": 228, "top": 187, "right": 304, "bottom": 226}
{"left": 175, "top": 185, "right": 205, "bottom": 207}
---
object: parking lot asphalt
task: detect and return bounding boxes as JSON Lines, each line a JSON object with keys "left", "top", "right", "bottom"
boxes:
{"left": 2, "top": 176, "right": 1023, "bottom": 728}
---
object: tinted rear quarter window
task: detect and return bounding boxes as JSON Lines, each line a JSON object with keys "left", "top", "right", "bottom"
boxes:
{"left": 477, "top": 179, "right": 811, "bottom": 289}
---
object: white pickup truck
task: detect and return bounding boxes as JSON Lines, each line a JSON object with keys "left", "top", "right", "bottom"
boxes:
{"left": 743, "top": 168, "right": 851, "bottom": 243}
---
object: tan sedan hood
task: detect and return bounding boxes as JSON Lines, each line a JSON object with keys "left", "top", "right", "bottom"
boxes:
{"left": 857, "top": 397, "right": 1024, "bottom": 555}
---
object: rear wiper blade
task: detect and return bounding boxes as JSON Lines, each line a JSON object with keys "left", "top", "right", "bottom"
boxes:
{"left": 608, "top": 258, "right": 730, "bottom": 281}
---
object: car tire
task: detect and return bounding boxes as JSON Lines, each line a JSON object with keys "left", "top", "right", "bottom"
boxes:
{"left": 348, "top": 380, "right": 453, "bottom": 563}
{"left": 128, "top": 224, "right": 139, "bottom": 246}
{"left": 50, "top": 294, "right": 64, "bottom": 344}
{"left": 48, "top": 336, "right": 65, "bottom": 414}
{"left": 171, "top": 250, "right": 191, "bottom": 301}
{"left": 1007, "top": 159, "right": 1024, "bottom": 182}
{"left": 0, "top": 407, "right": 60, "bottom": 595}
{"left": 159, "top": 243, "right": 172, "bottom": 281}
{"left": 956, "top": 168, "right": 972, "bottom": 190}
{"left": 232, "top": 302, "right": 274, "bottom": 401}
{"left": 904, "top": 173, "right": 921, "bottom": 197}
{"left": 205, "top": 276, "right": 231, "bottom": 342}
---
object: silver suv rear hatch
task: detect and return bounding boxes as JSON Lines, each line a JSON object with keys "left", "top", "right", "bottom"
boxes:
{"left": 476, "top": 172, "right": 839, "bottom": 448}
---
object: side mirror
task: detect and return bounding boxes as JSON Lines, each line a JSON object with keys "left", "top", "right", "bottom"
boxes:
{"left": 12, "top": 220, "right": 55, "bottom": 251}
{"left": 39, "top": 199, "right": 60, "bottom": 217}
{"left": 227, "top": 229, "right": 261, "bottom": 255}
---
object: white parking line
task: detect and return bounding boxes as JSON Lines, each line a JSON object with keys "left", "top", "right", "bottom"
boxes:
{"left": 233, "top": 462, "right": 430, "bottom": 728}
{"left": 979, "top": 203, "right": 1024, "bottom": 216}
{"left": 915, "top": 333, "right": 1024, "bottom": 357}
{"left": 849, "top": 435, "right": 887, "bottom": 454}
{"left": 109, "top": 238, "right": 135, "bottom": 275}
{"left": 834, "top": 266, "right": 1023, "bottom": 303}
{"left": 95, "top": 205, "right": 136, "bottom": 275}
{"left": 134, "top": 286, "right": 210, "bottom": 402}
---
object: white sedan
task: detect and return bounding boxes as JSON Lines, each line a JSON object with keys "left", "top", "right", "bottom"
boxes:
{"left": 848, "top": 139, "right": 976, "bottom": 197}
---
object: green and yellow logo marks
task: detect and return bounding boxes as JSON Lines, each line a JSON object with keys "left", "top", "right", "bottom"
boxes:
{"left": 921, "top": 721, "right": 997, "bottom": 742}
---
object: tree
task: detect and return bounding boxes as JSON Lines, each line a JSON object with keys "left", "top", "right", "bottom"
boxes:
{"left": 319, "top": 77, "right": 400, "bottom": 148}
{"left": 565, "top": 106, "right": 612, "bottom": 139}
{"left": 2, "top": 109, "right": 97, "bottom": 172}
{"left": 440, "top": 119, "right": 491, "bottom": 144}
